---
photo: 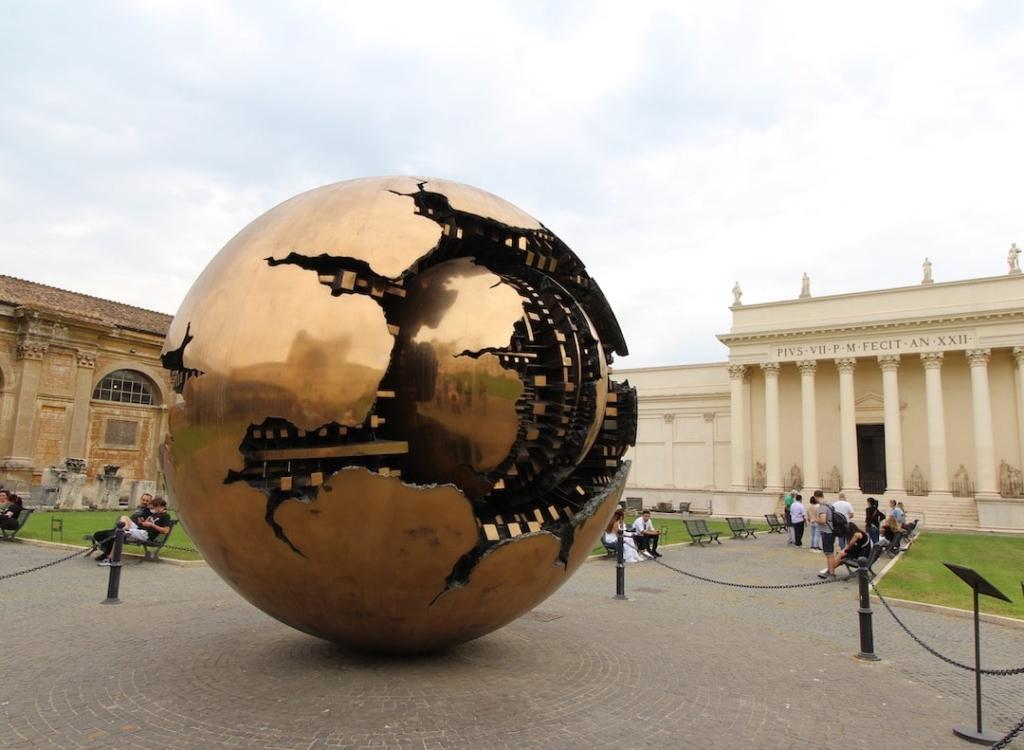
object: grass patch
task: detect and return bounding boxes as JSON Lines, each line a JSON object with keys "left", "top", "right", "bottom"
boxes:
{"left": 17, "top": 510, "right": 202, "bottom": 561}
{"left": 875, "top": 531, "right": 1024, "bottom": 620}
{"left": 590, "top": 516, "right": 767, "bottom": 555}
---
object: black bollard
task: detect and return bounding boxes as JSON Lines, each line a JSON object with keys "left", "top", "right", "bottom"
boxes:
{"left": 101, "top": 522, "right": 125, "bottom": 605}
{"left": 855, "top": 556, "right": 880, "bottom": 661}
{"left": 614, "top": 523, "right": 627, "bottom": 600}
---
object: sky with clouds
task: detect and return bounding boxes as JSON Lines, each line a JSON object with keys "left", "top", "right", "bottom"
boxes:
{"left": 2, "top": 0, "right": 1023, "bottom": 367}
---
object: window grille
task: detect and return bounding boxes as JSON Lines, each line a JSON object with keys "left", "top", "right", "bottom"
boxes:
{"left": 93, "top": 370, "right": 156, "bottom": 405}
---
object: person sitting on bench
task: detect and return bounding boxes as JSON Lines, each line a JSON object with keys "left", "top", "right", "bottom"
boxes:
{"left": 631, "top": 510, "right": 662, "bottom": 558}
{"left": 835, "top": 520, "right": 872, "bottom": 565}
{"left": 129, "top": 493, "right": 154, "bottom": 524}
{"left": 95, "top": 497, "right": 172, "bottom": 566}
{"left": 0, "top": 489, "right": 24, "bottom": 531}
{"left": 603, "top": 509, "right": 645, "bottom": 564}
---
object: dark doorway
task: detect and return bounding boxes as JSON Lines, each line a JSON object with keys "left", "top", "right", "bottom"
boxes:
{"left": 857, "top": 424, "right": 886, "bottom": 493}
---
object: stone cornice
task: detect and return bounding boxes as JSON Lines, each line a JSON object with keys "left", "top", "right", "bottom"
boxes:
{"left": 717, "top": 309, "right": 1024, "bottom": 346}
{"left": 724, "top": 272, "right": 1024, "bottom": 312}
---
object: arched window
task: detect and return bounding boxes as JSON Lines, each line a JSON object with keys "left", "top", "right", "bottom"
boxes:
{"left": 92, "top": 369, "right": 157, "bottom": 406}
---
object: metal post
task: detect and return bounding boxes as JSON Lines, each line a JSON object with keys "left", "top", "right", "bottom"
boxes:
{"left": 101, "top": 522, "right": 125, "bottom": 605}
{"left": 973, "top": 588, "right": 983, "bottom": 734}
{"left": 614, "top": 523, "right": 627, "bottom": 600}
{"left": 952, "top": 587, "right": 1001, "bottom": 743}
{"left": 856, "top": 557, "right": 880, "bottom": 661}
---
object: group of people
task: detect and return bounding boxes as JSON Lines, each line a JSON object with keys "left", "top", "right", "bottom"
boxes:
{"left": 602, "top": 509, "right": 662, "bottom": 563}
{"left": 92, "top": 493, "right": 172, "bottom": 565}
{"left": 783, "top": 490, "right": 915, "bottom": 579}
{"left": 0, "top": 488, "right": 25, "bottom": 531}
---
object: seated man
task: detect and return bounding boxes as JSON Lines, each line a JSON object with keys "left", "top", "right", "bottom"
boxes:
{"left": 95, "top": 497, "right": 172, "bottom": 565}
{"left": 129, "top": 492, "right": 154, "bottom": 524}
{"left": 0, "top": 489, "right": 25, "bottom": 531}
{"left": 630, "top": 510, "right": 662, "bottom": 558}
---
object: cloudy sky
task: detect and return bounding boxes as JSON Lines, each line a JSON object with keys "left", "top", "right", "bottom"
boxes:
{"left": 2, "top": 1, "right": 1022, "bottom": 367}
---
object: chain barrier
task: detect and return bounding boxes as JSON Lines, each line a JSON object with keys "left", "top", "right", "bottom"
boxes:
{"left": 991, "top": 713, "right": 1024, "bottom": 749}
{"left": 869, "top": 581, "right": 1024, "bottom": 677}
{"left": 655, "top": 558, "right": 846, "bottom": 589}
{"left": 0, "top": 547, "right": 90, "bottom": 581}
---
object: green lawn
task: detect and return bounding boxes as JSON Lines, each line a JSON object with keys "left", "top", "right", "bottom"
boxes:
{"left": 17, "top": 510, "right": 202, "bottom": 561}
{"left": 590, "top": 516, "right": 768, "bottom": 555}
{"left": 875, "top": 531, "right": 1024, "bottom": 620}
{"left": 19, "top": 511, "right": 769, "bottom": 564}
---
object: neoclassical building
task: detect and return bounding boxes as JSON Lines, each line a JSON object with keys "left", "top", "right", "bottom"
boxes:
{"left": 0, "top": 276, "right": 173, "bottom": 502}
{"left": 619, "top": 270, "right": 1024, "bottom": 531}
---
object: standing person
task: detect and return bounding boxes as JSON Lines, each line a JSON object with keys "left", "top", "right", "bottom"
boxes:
{"left": 812, "top": 491, "right": 837, "bottom": 579}
{"left": 864, "top": 497, "right": 884, "bottom": 544}
{"left": 789, "top": 494, "right": 806, "bottom": 547}
{"left": 0, "top": 490, "right": 24, "bottom": 531}
{"left": 889, "top": 499, "right": 905, "bottom": 527}
{"left": 808, "top": 494, "right": 821, "bottom": 550}
{"left": 784, "top": 491, "right": 795, "bottom": 544}
{"left": 833, "top": 492, "right": 854, "bottom": 549}
{"left": 631, "top": 510, "right": 662, "bottom": 558}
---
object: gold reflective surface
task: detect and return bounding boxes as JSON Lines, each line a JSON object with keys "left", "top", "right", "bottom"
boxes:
{"left": 161, "top": 176, "right": 635, "bottom": 652}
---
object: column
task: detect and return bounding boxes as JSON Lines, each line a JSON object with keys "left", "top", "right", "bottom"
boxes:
{"left": 797, "top": 360, "right": 819, "bottom": 490}
{"left": 836, "top": 358, "right": 859, "bottom": 493}
{"left": 66, "top": 350, "right": 97, "bottom": 458}
{"left": 728, "top": 364, "right": 747, "bottom": 490}
{"left": 878, "top": 355, "right": 905, "bottom": 492}
{"left": 967, "top": 348, "right": 998, "bottom": 496}
{"left": 1014, "top": 347, "right": 1024, "bottom": 472}
{"left": 760, "top": 362, "right": 782, "bottom": 491}
{"left": 662, "top": 413, "right": 675, "bottom": 487}
{"left": 4, "top": 339, "right": 48, "bottom": 468}
{"left": 921, "top": 352, "right": 950, "bottom": 494}
{"left": 702, "top": 412, "right": 716, "bottom": 489}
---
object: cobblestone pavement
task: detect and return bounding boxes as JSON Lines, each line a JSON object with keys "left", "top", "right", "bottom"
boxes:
{"left": 1, "top": 535, "right": 1021, "bottom": 750}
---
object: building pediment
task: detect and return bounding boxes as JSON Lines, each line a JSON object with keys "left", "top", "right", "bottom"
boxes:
{"left": 853, "top": 391, "right": 905, "bottom": 422}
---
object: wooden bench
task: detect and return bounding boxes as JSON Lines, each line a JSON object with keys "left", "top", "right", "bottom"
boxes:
{"left": 764, "top": 513, "right": 786, "bottom": 533}
{"left": 1, "top": 507, "right": 34, "bottom": 541}
{"left": 726, "top": 517, "right": 758, "bottom": 539}
{"left": 684, "top": 519, "right": 722, "bottom": 547}
{"left": 84, "top": 519, "right": 179, "bottom": 563}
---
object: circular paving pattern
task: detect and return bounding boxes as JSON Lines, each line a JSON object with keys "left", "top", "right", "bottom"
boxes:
{"left": 3, "top": 541, "right": 1021, "bottom": 750}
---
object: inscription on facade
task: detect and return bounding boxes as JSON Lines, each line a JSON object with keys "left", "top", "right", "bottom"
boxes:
{"left": 771, "top": 332, "right": 975, "bottom": 361}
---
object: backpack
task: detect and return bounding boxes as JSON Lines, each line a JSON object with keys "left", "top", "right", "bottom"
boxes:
{"left": 826, "top": 504, "right": 848, "bottom": 536}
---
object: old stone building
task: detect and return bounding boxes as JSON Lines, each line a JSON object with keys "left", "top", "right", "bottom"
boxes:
{"left": 0, "top": 276, "right": 173, "bottom": 505}
{"left": 619, "top": 265, "right": 1024, "bottom": 532}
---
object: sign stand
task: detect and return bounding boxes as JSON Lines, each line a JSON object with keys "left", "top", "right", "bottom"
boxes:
{"left": 945, "top": 563, "right": 1012, "bottom": 745}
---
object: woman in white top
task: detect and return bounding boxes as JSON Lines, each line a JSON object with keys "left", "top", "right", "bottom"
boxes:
{"left": 603, "top": 509, "right": 646, "bottom": 563}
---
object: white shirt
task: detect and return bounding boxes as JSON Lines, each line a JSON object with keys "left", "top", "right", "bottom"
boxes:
{"left": 789, "top": 500, "right": 806, "bottom": 523}
{"left": 833, "top": 499, "right": 853, "bottom": 520}
{"left": 632, "top": 517, "right": 653, "bottom": 534}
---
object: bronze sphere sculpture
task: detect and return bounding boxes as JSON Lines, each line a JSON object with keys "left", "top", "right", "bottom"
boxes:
{"left": 161, "top": 176, "right": 636, "bottom": 652}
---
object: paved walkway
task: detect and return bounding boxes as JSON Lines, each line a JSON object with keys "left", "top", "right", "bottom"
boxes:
{"left": 1, "top": 534, "right": 1021, "bottom": 749}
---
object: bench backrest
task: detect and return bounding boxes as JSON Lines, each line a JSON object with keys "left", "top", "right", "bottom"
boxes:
{"left": 693, "top": 519, "right": 711, "bottom": 534}
{"left": 16, "top": 507, "right": 34, "bottom": 531}
{"left": 684, "top": 519, "right": 702, "bottom": 535}
{"left": 726, "top": 517, "right": 742, "bottom": 531}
